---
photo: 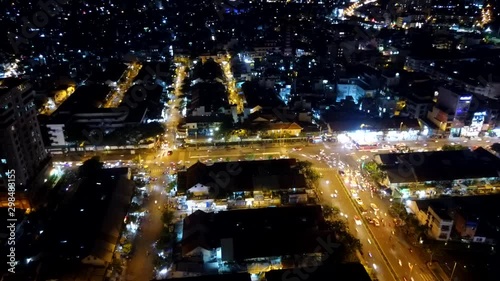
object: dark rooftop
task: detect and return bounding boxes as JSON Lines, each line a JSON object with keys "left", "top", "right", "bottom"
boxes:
{"left": 160, "top": 273, "right": 251, "bottom": 281}
{"left": 0, "top": 78, "right": 26, "bottom": 96}
{"left": 265, "top": 263, "right": 372, "bottom": 281}
{"left": 88, "top": 62, "right": 127, "bottom": 83}
{"left": 376, "top": 147, "right": 500, "bottom": 183}
{"left": 42, "top": 167, "right": 132, "bottom": 272}
{"left": 181, "top": 205, "right": 333, "bottom": 261}
{"left": 54, "top": 84, "right": 110, "bottom": 114}
{"left": 121, "top": 84, "right": 164, "bottom": 122}
{"left": 133, "top": 62, "right": 171, "bottom": 83}
{"left": 177, "top": 159, "right": 307, "bottom": 197}
{"left": 429, "top": 202, "right": 453, "bottom": 221}
{"left": 327, "top": 116, "right": 420, "bottom": 132}
{"left": 189, "top": 82, "right": 229, "bottom": 113}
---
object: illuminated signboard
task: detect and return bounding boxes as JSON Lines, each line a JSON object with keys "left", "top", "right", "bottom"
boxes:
{"left": 459, "top": 96, "right": 472, "bottom": 101}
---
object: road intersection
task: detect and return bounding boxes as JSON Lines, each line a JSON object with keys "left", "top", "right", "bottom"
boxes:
{"left": 52, "top": 136, "right": 498, "bottom": 281}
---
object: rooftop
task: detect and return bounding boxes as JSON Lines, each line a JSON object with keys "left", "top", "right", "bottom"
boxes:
{"left": 429, "top": 203, "right": 453, "bottom": 221}
{"left": 54, "top": 84, "right": 111, "bottom": 114}
{"left": 265, "top": 263, "right": 371, "bottom": 281}
{"left": 267, "top": 122, "right": 302, "bottom": 130}
{"left": 328, "top": 117, "right": 420, "bottom": 132}
{"left": 0, "top": 77, "right": 20, "bottom": 91}
{"left": 159, "top": 273, "right": 251, "bottom": 281}
{"left": 189, "top": 82, "right": 229, "bottom": 112}
{"left": 0, "top": 78, "right": 28, "bottom": 97}
{"left": 177, "top": 159, "right": 307, "bottom": 197}
{"left": 181, "top": 205, "right": 332, "bottom": 261}
{"left": 88, "top": 62, "right": 127, "bottom": 83}
{"left": 413, "top": 195, "right": 500, "bottom": 239}
{"left": 376, "top": 147, "right": 500, "bottom": 183}
{"left": 42, "top": 167, "right": 132, "bottom": 270}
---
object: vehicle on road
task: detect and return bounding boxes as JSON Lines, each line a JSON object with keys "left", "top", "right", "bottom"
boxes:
{"left": 351, "top": 189, "right": 358, "bottom": 198}
{"left": 292, "top": 147, "right": 303, "bottom": 151}
{"left": 355, "top": 198, "right": 363, "bottom": 205}
{"left": 354, "top": 215, "right": 362, "bottom": 225}
{"left": 370, "top": 203, "right": 379, "bottom": 212}
{"left": 372, "top": 218, "right": 380, "bottom": 226}
{"left": 167, "top": 150, "right": 173, "bottom": 156}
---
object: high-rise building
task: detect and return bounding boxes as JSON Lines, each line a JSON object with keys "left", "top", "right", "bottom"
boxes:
{"left": 0, "top": 78, "right": 48, "bottom": 191}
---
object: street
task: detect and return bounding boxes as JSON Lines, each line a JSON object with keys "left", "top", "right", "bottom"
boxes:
{"left": 52, "top": 136, "right": 498, "bottom": 281}
{"left": 124, "top": 150, "right": 176, "bottom": 280}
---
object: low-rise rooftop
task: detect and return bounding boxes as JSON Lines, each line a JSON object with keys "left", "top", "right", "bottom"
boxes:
{"left": 54, "top": 84, "right": 110, "bottom": 114}
{"left": 181, "top": 205, "right": 332, "bottom": 261}
{"left": 375, "top": 147, "right": 500, "bottom": 183}
{"left": 265, "top": 263, "right": 371, "bottom": 281}
{"left": 177, "top": 159, "right": 307, "bottom": 197}
{"left": 159, "top": 273, "right": 251, "bottom": 281}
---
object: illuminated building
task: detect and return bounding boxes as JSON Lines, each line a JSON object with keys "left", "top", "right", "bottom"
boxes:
{"left": 0, "top": 79, "right": 48, "bottom": 192}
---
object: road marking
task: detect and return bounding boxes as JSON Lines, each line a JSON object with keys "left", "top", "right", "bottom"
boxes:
{"left": 420, "top": 273, "right": 435, "bottom": 281}
{"left": 313, "top": 167, "right": 335, "bottom": 171}
{"left": 189, "top": 152, "right": 281, "bottom": 159}
{"left": 335, "top": 173, "right": 399, "bottom": 281}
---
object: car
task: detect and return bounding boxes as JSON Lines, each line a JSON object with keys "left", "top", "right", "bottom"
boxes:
{"left": 372, "top": 218, "right": 380, "bottom": 226}
{"left": 167, "top": 150, "right": 173, "bottom": 156}
{"left": 355, "top": 198, "right": 363, "bottom": 205}
{"left": 354, "top": 215, "right": 362, "bottom": 225}
{"left": 351, "top": 189, "right": 359, "bottom": 198}
{"left": 370, "top": 203, "right": 379, "bottom": 212}
{"left": 292, "top": 147, "right": 303, "bottom": 151}
{"left": 365, "top": 216, "right": 374, "bottom": 224}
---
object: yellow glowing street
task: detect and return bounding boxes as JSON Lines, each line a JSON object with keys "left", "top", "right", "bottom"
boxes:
{"left": 220, "top": 54, "right": 244, "bottom": 114}
{"left": 104, "top": 62, "right": 142, "bottom": 108}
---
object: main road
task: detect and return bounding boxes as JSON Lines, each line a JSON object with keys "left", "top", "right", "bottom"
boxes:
{"left": 53, "top": 137, "right": 497, "bottom": 281}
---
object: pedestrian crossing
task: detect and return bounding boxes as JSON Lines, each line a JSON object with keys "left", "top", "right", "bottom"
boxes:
{"left": 150, "top": 168, "right": 166, "bottom": 174}
{"left": 419, "top": 272, "right": 436, "bottom": 281}
{"left": 313, "top": 167, "right": 336, "bottom": 171}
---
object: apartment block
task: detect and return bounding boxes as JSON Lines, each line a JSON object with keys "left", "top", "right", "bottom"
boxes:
{"left": 0, "top": 78, "right": 48, "bottom": 191}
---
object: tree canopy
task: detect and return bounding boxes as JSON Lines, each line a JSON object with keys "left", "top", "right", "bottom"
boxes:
{"left": 297, "top": 160, "right": 321, "bottom": 186}
{"left": 78, "top": 156, "right": 103, "bottom": 178}
{"left": 441, "top": 144, "right": 467, "bottom": 151}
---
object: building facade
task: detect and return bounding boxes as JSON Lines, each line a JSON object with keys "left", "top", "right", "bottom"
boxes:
{"left": 0, "top": 79, "right": 48, "bottom": 190}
